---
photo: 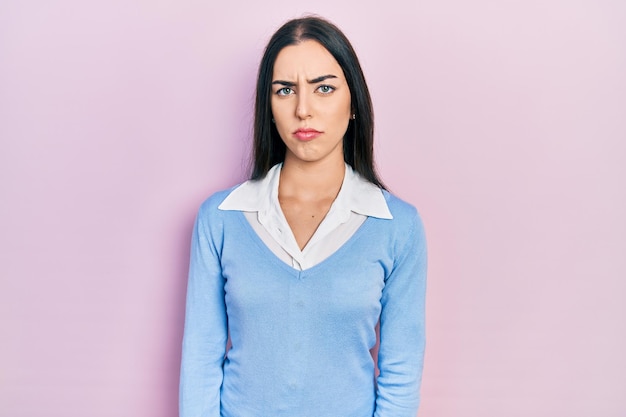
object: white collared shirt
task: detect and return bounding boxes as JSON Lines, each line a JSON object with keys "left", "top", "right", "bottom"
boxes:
{"left": 218, "top": 163, "right": 393, "bottom": 270}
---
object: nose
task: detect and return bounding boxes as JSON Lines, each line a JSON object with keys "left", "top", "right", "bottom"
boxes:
{"left": 295, "top": 93, "right": 311, "bottom": 120}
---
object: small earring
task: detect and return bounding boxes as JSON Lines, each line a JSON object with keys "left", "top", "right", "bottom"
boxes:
{"left": 271, "top": 118, "right": 275, "bottom": 123}
{"left": 351, "top": 113, "right": 356, "bottom": 120}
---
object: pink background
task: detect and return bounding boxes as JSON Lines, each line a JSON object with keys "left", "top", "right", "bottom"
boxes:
{"left": 1, "top": 1, "right": 625, "bottom": 416}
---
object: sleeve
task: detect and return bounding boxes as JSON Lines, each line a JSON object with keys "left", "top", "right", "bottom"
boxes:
{"left": 179, "top": 205, "right": 228, "bottom": 417}
{"left": 374, "top": 212, "right": 427, "bottom": 417}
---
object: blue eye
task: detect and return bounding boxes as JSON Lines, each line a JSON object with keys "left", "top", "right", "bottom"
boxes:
{"left": 317, "top": 85, "right": 335, "bottom": 94}
{"left": 277, "top": 87, "right": 294, "bottom": 96}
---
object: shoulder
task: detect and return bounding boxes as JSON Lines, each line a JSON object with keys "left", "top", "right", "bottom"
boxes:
{"left": 380, "top": 191, "right": 427, "bottom": 263}
{"left": 196, "top": 185, "right": 241, "bottom": 219}
{"left": 380, "top": 190, "right": 427, "bottom": 249}
{"left": 192, "top": 185, "right": 245, "bottom": 247}
{"left": 382, "top": 190, "right": 422, "bottom": 226}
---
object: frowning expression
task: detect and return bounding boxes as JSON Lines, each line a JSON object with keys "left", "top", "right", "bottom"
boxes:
{"left": 271, "top": 40, "right": 352, "bottom": 166}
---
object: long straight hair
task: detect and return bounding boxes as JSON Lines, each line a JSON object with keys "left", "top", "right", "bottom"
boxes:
{"left": 250, "top": 16, "right": 385, "bottom": 189}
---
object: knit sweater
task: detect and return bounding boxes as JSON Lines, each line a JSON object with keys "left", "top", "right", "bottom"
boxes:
{"left": 180, "top": 187, "right": 427, "bottom": 417}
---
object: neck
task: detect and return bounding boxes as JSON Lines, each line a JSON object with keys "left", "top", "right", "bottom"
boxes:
{"left": 279, "top": 156, "right": 345, "bottom": 201}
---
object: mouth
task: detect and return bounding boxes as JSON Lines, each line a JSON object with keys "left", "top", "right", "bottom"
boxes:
{"left": 293, "top": 128, "right": 322, "bottom": 141}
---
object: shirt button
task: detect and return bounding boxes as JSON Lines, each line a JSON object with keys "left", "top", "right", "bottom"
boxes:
{"left": 294, "top": 343, "right": 302, "bottom": 351}
{"left": 296, "top": 301, "right": 304, "bottom": 307}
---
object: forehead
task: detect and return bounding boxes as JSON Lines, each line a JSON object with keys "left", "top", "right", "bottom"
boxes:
{"left": 272, "top": 40, "right": 344, "bottom": 79}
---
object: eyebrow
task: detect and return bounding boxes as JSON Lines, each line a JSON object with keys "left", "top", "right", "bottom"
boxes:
{"left": 272, "top": 74, "right": 338, "bottom": 87}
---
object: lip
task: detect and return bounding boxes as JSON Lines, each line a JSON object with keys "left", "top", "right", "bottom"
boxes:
{"left": 293, "top": 128, "right": 322, "bottom": 141}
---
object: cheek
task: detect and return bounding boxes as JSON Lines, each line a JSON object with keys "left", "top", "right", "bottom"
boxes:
{"left": 270, "top": 103, "right": 292, "bottom": 142}
{"left": 328, "top": 100, "right": 352, "bottom": 124}
{"left": 337, "top": 93, "right": 352, "bottom": 120}
{"left": 270, "top": 101, "right": 287, "bottom": 125}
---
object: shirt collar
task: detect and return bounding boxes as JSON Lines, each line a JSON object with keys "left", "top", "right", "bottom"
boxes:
{"left": 218, "top": 163, "right": 281, "bottom": 213}
{"left": 218, "top": 163, "right": 392, "bottom": 219}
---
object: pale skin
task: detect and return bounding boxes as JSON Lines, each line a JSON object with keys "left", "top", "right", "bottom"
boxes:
{"left": 271, "top": 40, "right": 353, "bottom": 250}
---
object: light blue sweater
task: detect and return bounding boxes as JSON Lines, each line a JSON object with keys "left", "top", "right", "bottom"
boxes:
{"left": 180, "top": 188, "right": 427, "bottom": 417}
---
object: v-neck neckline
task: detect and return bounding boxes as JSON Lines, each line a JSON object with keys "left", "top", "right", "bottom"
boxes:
{"left": 233, "top": 210, "right": 375, "bottom": 276}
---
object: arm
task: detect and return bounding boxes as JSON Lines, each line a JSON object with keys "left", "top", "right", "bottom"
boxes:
{"left": 179, "top": 205, "right": 228, "bottom": 417}
{"left": 374, "top": 213, "right": 427, "bottom": 417}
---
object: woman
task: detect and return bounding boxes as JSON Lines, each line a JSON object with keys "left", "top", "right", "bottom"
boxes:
{"left": 180, "top": 16, "right": 427, "bottom": 417}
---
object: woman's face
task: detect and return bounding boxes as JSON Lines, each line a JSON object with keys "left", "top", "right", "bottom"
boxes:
{"left": 271, "top": 40, "right": 352, "bottom": 166}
